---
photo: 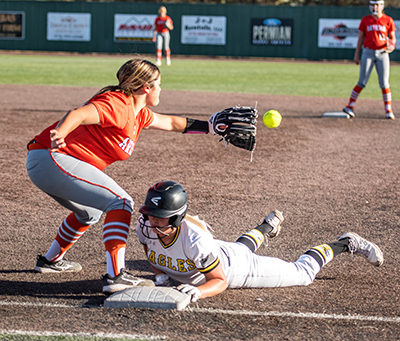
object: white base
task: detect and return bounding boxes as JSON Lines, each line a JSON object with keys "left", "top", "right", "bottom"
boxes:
{"left": 104, "top": 286, "right": 191, "bottom": 310}
{"left": 322, "top": 111, "right": 350, "bottom": 119}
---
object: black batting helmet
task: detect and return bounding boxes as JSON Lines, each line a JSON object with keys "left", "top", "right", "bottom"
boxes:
{"left": 139, "top": 181, "right": 188, "bottom": 228}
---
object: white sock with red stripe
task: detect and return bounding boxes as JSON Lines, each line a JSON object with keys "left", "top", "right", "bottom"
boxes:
{"left": 103, "top": 210, "right": 131, "bottom": 277}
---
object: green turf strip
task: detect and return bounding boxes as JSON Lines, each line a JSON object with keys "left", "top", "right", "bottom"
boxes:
{"left": 0, "top": 54, "right": 398, "bottom": 99}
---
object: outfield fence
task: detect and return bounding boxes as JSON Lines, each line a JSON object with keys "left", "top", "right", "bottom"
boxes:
{"left": 0, "top": 1, "right": 399, "bottom": 61}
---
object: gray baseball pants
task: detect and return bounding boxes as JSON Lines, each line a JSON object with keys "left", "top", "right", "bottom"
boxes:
{"left": 26, "top": 150, "right": 133, "bottom": 226}
{"left": 357, "top": 47, "right": 390, "bottom": 89}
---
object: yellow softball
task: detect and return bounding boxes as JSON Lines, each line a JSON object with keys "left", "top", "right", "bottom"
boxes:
{"left": 263, "top": 110, "right": 282, "bottom": 128}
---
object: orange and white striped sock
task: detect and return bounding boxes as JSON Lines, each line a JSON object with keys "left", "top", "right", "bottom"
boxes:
{"left": 103, "top": 210, "right": 131, "bottom": 277}
{"left": 45, "top": 213, "right": 90, "bottom": 262}
{"left": 346, "top": 85, "right": 363, "bottom": 109}
{"left": 382, "top": 88, "right": 393, "bottom": 113}
{"left": 166, "top": 49, "right": 171, "bottom": 65}
{"left": 156, "top": 50, "right": 162, "bottom": 63}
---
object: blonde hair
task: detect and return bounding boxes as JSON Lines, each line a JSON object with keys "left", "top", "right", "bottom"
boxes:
{"left": 185, "top": 215, "right": 213, "bottom": 234}
{"left": 92, "top": 59, "right": 160, "bottom": 99}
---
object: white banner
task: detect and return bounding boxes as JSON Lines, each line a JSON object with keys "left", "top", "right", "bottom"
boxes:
{"left": 114, "top": 14, "right": 156, "bottom": 42}
{"left": 318, "top": 19, "right": 360, "bottom": 49}
{"left": 319, "top": 18, "right": 400, "bottom": 49}
{"left": 395, "top": 21, "right": 400, "bottom": 48}
{"left": 181, "top": 15, "right": 226, "bottom": 45}
{"left": 47, "top": 12, "right": 91, "bottom": 41}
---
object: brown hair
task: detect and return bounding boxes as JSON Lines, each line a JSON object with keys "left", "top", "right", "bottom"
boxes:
{"left": 92, "top": 59, "right": 160, "bottom": 99}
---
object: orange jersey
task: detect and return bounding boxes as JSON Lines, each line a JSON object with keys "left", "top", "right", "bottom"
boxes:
{"left": 359, "top": 14, "right": 395, "bottom": 50}
{"left": 154, "top": 15, "right": 173, "bottom": 33}
{"left": 34, "top": 92, "right": 154, "bottom": 170}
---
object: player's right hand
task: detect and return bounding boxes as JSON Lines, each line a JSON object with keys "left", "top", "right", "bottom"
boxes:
{"left": 177, "top": 284, "right": 201, "bottom": 302}
{"left": 49, "top": 129, "right": 66, "bottom": 151}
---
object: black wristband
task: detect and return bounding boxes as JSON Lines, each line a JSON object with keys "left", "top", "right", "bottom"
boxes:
{"left": 182, "top": 118, "right": 209, "bottom": 134}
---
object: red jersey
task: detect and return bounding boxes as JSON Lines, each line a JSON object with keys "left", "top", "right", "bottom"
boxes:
{"left": 34, "top": 92, "right": 154, "bottom": 170}
{"left": 154, "top": 15, "right": 173, "bottom": 33}
{"left": 359, "top": 14, "right": 395, "bottom": 50}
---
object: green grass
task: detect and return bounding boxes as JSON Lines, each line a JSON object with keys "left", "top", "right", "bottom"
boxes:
{"left": 0, "top": 54, "right": 398, "bottom": 99}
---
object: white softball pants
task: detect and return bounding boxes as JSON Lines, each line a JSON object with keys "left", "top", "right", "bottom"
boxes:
{"left": 217, "top": 241, "right": 321, "bottom": 289}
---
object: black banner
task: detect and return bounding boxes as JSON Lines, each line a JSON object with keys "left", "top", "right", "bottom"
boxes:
{"left": 251, "top": 18, "right": 293, "bottom": 46}
{"left": 0, "top": 12, "right": 24, "bottom": 39}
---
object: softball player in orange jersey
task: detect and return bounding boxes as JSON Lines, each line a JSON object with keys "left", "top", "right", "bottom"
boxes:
{"left": 343, "top": 0, "right": 396, "bottom": 119}
{"left": 27, "top": 59, "right": 213, "bottom": 295}
{"left": 153, "top": 6, "right": 174, "bottom": 66}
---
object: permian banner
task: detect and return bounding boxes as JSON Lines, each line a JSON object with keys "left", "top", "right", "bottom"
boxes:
{"left": 251, "top": 18, "right": 293, "bottom": 46}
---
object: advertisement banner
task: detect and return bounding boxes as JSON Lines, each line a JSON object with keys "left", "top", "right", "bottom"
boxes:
{"left": 318, "top": 19, "right": 360, "bottom": 48}
{"left": 395, "top": 21, "right": 400, "bottom": 48}
{"left": 251, "top": 18, "right": 293, "bottom": 46}
{"left": 0, "top": 11, "right": 24, "bottom": 40}
{"left": 114, "top": 14, "right": 156, "bottom": 42}
{"left": 181, "top": 15, "right": 226, "bottom": 45}
{"left": 47, "top": 13, "right": 91, "bottom": 41}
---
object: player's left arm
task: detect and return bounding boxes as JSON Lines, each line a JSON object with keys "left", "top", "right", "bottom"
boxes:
{"left": 196, "top": 263, "right": 228, "bottom": 299}
{"left": 148, "top": 113, "right": 209, "bottom": 133}
{"left": 148, "top": 108, "right": 257, "bottom": 152}
{"left": 166, "top": 18, "right": 174, "bottom": 31}
{"left": 388, "top": 30, "right": 396, "bottom": 45}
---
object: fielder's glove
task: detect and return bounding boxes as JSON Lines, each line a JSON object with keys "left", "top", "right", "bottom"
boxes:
{"left": 154, "top": 273, "right": 171, "bottom": 286}
{"left": 176, "top": 284, "right": 201, "bottom": 302}
{"left": 208, "top": 106, "right": 258, "bottom": 152}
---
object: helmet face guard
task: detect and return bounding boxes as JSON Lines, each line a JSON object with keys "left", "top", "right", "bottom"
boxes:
{"left": 137, "top": 215, "right": 174, "bottom": 240}
{"left": 369, "top": 0, "right": 384, "bottom": 15}
{"left": 139, "top": 181, "right": 188, "bottom": 228}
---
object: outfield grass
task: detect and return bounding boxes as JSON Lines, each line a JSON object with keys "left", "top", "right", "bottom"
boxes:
{"left": 1, "top": 54, "right": 397, "bottom": 99}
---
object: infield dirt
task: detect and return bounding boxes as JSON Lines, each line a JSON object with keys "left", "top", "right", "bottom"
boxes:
{"left": 0, "top": 84, "right": 399, "bottom": 340}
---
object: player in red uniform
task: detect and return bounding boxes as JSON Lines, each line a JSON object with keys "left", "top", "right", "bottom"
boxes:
{"left": 27, "top": 58, "right": 214, "bottom": 294}
{"left": 343, "top": 0, "right": 396, "bottom": 119}
{"left": 153, "top": 6, "right": 174, "bottom": 66}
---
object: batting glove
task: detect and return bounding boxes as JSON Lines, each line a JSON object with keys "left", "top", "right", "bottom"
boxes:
{"left": 177, "top": 284, "right": 201, "bottom": 302}
{"left": 154, "top": 273, "right": 171, "bottom": 286}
